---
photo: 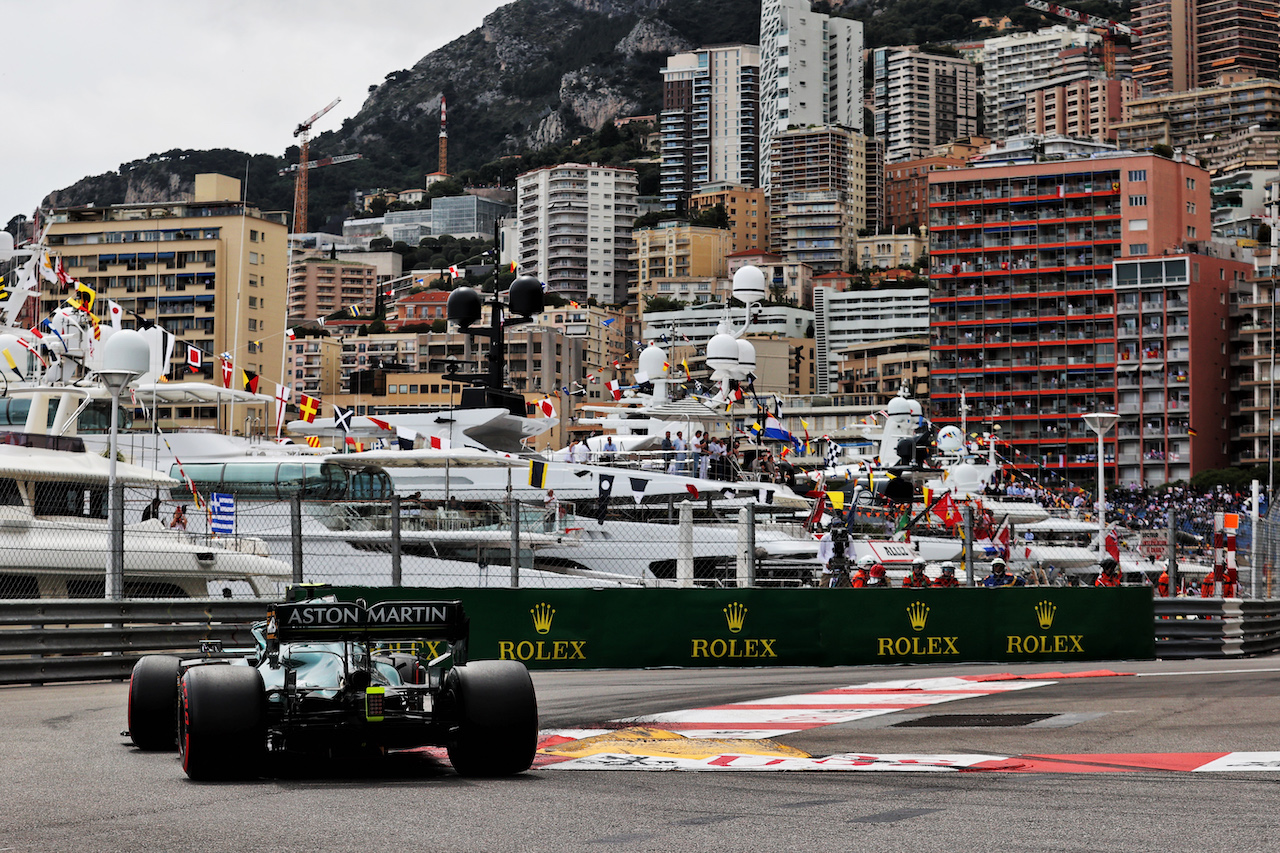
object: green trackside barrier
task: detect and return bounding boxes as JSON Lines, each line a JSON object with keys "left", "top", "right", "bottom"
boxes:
{"left": 325, "top": 586, "right": 1156, "bottom": 669}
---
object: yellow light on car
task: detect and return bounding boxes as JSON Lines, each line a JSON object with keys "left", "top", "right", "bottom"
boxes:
{"left": 365, "top": 686, "right": 386, "bottom": 722}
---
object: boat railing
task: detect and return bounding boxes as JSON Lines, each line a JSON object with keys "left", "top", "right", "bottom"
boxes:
{"left": 565, "top": 448, "right": 747, "bottom": 482}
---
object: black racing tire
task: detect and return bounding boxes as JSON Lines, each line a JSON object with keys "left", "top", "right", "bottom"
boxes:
{"left": 443, "top": 660, "right": 538, "bottom": 777}
{"left": 179, "top": 665, "right": 266, "bottom": 781}
{"left": 128, "top": 655, "right": 182, "bottom": 751}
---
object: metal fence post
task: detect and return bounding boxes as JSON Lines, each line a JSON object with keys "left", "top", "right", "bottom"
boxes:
{"left": 509, "top": 495, "right": 520, "bottom": 588}
{"left": 677, "top": 500, "right": 694, "bottom": 587}
{"left": 390, "top": 493, "right": 402, "bottom": 587}
{"left": 964, "top": 506, "right": 975, "bottom": 587}
{"left": 1167, "top": 507, "right": 1177, "bottom": 597}
{"left": 290, "top": 494, "right": 303, "bottom": 585}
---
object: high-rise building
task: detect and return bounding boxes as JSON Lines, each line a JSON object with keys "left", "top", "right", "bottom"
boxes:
{"left": 516, "top": 163, "right": 638, "bottom": 305}
{"left": 768, "top": 126, "right": 868, "bottom": 271}
{"left": 1131, "top": 0, "right": 1280, "bottom": 97}
{"left": 659, "top": 45, "right": 760, "bottom": 213}
{"left": 42, "top": 173, "right": 287, "bottom": 430}
{"left": 872, "top": 46, "right": 980, "bottom": 164}
{"left": 980, "top": 26, "right": 1098, "bottom": 141}
{"left": 758, "top": 0, "right": 864, "bottom": 191}
{"left": 927, "top": 153, "right": 1231, "bottom": 486}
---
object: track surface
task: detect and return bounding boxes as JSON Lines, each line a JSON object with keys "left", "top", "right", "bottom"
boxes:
{"left": 4, "top": 658, "right": 1279, "bottom": 852}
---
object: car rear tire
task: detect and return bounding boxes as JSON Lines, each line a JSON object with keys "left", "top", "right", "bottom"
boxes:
{"left": 179, "top": 665, "right": 266, "bottom": 781}
{"left": 128, "top": 655, "right": 182, "bottom": 751}
{"left": 443, "top": 660, "right": 538, "bottom": 777}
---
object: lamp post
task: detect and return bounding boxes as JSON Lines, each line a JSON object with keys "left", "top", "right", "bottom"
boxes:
{"left": 1082, "top": 411, "right": 1119, "bottom": 560}
{"left": 99, "top": 331, "right": 151, "bottom": 600}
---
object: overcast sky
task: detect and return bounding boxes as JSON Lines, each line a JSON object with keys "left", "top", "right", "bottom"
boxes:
{"left": 0, "top": 0, "right": 507, "bottom": 227}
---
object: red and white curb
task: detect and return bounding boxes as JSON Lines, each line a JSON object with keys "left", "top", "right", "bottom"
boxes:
{"left": 534, "top": 671, "right": 1280, "bottom": 773}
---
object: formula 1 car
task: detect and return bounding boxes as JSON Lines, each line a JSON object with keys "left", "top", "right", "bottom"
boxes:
{"left": 125, "top": 593, "right": 537, "bottom": 780}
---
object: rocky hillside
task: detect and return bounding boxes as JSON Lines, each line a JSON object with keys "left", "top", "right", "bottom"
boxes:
{"left": 33, "top": 0, "right": 1108, "bottom": 230}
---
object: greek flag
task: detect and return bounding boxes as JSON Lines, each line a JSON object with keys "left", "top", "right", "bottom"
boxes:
{"left": 211, "top": 492, "right": 235, "bottom": 535}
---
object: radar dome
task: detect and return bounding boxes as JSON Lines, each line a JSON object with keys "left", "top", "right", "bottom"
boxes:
{"left": 936, "top": 425, "right": 965, "bottom": 453}
{"left": 731, "top": 264, "right": 767, "bottom": 304}
{"left": 637, "top": 343, "right": 667, "bottom": 378}
{"left": 735, "top": 338, "right": 757, "bottom": 377}
{"left": 706, "top": 333, "right": 739, "bottom": 375}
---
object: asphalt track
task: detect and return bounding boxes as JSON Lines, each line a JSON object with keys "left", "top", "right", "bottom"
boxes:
{"left": 3, "top": 658, "right": 1279, "bottom": 852}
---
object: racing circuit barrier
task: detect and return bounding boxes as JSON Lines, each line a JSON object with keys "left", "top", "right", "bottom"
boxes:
{"left": 1153, "top": 597, "right": 1280, "bottom": 659}
{"left": 5, "top": 591, "right": 1280, "bottom": 685}
{"left": 0, "top": 599, "right": 267, "bottom": 685}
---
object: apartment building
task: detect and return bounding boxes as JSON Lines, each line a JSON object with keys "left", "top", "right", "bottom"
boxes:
{"left": 884, "top": 156, "right": 969, "bottom": 231}
{"left": 768, "top": 126, "right": 868, "bottom": 271}
{"left": 812, "top": 285, "right": 931, "bottom": 394}
{"left": 288, "top": 258, "right": 379, "bottom": 322}
{"left": 659, "top": 45, "right": 760, "bottom": 213}
{"left": 516, "top": 163, "right": 638, "bottom": 305}
{"left": 43, "top": 173, "right": 287, "bottom": 430}
{"left": 872, "top": 46, "right": 980, "bottom": 164}
{"left": 758, "top": 0, "right": 863, "bottom": 190}
{"left": 689, "top": 183, "right": 769, "bottom": 253}
{"left": 285, "top": 331, "right": 343, "bottom": 397}
{"left": 853, "top": 232, "right": 929, "bottom": 271}
{"left": 631, "top": 220, "right": 732, "bottom": 305}
{"left": 836, "top": 335, "right": 930, "bottom": 404}
{"left": 1131, "top": 0, "right": 1280, "bottom": 97}
{"left": 927, "top": 153, "right": 1222, "bottom": 486}
{"left": 1115, "top": 75, "right": 1280, "bottom": 156}
{"left": 980, "top": 26, "right": 1098, "bottom": 141}
{"left": 1024, "top": 74, "right": 1133, "bottom": 142}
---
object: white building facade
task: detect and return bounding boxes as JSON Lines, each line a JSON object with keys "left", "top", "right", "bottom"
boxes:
{"left": 812, "top": 285, "right": 930, "bottom": 394}
{"left": 758, "top": 0, "right": 864, "bottom": 191}
{"left": 980, "top": 25, "right": 1098, "bottom": 141}
{"left": 516, "top": 163, "right": 638, "bottom": 305}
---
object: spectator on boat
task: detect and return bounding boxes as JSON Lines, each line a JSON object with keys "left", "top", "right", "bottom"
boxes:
{"left": 602, "top": 436, "right": 618, "bottom": 463}
{"left": 707, "top": 435, "right": 725, "bottom": 479}
{"left": 572, "top": 440, "right": 590, "bottom": 464}
{"left": 169, "top": 505, "right": 188, "bottom": 531}
{"left": 901, "top": 558, "right": 930, "bottom": 588}
{"left": 982, "top": 557, "right": 1022, "bottom": 587}
{"left": 672, "top": 431, "right": 687, "bottom": 473}
{"left": 690, "top": 430, "right": 704, "bottom": 477}
{"left": 661, "top": 431, "right": 674, "bottom": 470}
{"left": 141, "top": 498, "right": 162, "bottom": 523}
{"left": 932, "top": 561, "right": 961, "bottom": 587}
{"left": 543, "top": 490, "right": 562, "bottom": 532}
{"left": 560, "top": 441, "right": 578, "bottom": 463}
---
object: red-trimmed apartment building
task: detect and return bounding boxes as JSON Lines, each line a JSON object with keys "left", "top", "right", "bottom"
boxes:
{"left": 927, "top": 152, "right": 1249, "bottom": 487}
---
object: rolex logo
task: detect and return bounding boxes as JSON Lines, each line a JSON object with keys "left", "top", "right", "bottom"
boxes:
{"left": 907, "top": 601, "right": 929, "bottom": 632}
{"left": 1035, "top": 600, "right": 1057, "bottom": 630}
{"left": 723, "top": 602, "right": 747, "bottom": 634}
{"left": 531, "top": 602, "right": 555, "bottom": 634}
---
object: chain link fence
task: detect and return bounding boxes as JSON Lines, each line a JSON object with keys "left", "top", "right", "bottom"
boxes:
{"left": 0, "top": 475, "right": 824, "bottom": 600}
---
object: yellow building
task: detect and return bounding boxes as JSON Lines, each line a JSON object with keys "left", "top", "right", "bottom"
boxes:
{"left": 689, "top": 183, "right": 769, "bottom": 253}
{"left": 44, "top": 173, "right": 288, "bottom": 431}
{"left": 630, "top": 221, "right": 732, "bottom": 308}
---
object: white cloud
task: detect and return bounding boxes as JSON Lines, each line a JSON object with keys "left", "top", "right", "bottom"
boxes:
{"left": 0, "top": 0, "right": 505, "bottom": 224}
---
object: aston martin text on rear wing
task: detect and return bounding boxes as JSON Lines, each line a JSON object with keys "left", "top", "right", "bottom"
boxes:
{"left": 269, "top": 600, "right": 469, "bottom": 643}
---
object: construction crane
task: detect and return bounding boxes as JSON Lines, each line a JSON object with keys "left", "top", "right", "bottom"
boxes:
{"left": 1023, "top": 0, "right": 1141, "bottom": 79}
{"left": 291, "top": 97, "right": 341, "bottom": 234}
{"left": 278, "top": 153, "right": 364, "bottom": 175}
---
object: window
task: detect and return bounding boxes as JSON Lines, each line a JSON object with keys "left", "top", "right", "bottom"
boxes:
{"left": 1186, "top": 203, "right": 1195, "bottom": 214}
{"left": 1129, "top": 219, "right": 1148, "bottom": 232}
{"left": 1128, "top": 195, "right": 1147, "bottom": 206}
{"left": 1128, "top": 170, "right": 1147, "bottom": 181}
{"left": 1186, "top": 178, "right": 1196, "bottom": 190}
{"left": 1130, "top": 243, "right": 1148, "bottom": 256}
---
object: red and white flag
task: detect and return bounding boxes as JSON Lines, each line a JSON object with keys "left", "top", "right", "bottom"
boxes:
{"left": 220, "top": 358, "right": 233, "bottom": 389}
{"left": 1105, "top": 529, "right": 1120, "bottom": 562}
{"left": 447, "top": 264, "right": 462, "bottom": 279}
{"left": 539, "top": 398, "right": 556, "bottom": 418}
{"left": 286, "top": 328, "right": 296, "bottom": 341}
{"left": 186, "top": 345, "right": 202, "bottom": 373}
{"left": 273, "top": 384, "right": 291, "bottom": 437}
{"left": 606, "top": 379, "right": 622, "bottom": 401}
{"left": 428, "top": 435, "right": 451, "bottom": 450}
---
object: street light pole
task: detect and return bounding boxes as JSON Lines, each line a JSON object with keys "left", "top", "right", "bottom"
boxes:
{"left": 99, "top": 331, "right": 151, "bottom": 600}
{"left": 1083, "top": 412, "right": 1119, "bottom": 560}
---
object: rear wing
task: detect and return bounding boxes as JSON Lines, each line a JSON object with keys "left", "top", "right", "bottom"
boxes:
{"left": 268, "top": 600, "right": 469, "bottom": 644}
